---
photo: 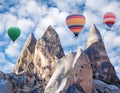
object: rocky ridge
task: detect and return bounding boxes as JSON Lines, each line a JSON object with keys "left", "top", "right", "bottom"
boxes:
{"left": 14, "top": 33, "right": 36, "bottom": 74}
{"left": 0, "top": 24, "right": 120, "bottom": 93}
{"left": 85, "top": 24, "right": 119, "bottom": 85}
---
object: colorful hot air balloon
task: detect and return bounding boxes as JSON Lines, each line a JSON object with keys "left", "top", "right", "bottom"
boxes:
{"left": 103, "top": 12, "right": 116, "bottom": 29}
{"left": 8, "top": 27, "right": 21, "bottom": 42}
{"left": 66, "top": 13, "right": 86, "bottom": 37}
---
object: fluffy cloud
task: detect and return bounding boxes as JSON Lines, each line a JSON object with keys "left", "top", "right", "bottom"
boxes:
{"left": 0, "top": 42, "right": 5, "bottom": 46}
{"left": 0, "top": 62, "right": 15, "bottom": 73}
{"left": 0, "top": 52, "right": 8, "bottom": 64}
{"left": 0, "top": 22, "right": 4, "bottom": 35}
{"left": 85, "top": 0, "right": 109, "bottom": 11}
{"left": 83, "top": 10, "right": 101, "bottom": 27}
{"left": 17, "top": 18, "right": 35, "bottom": 39}
{"left": 53, "top": 0, "right": 85, "bottom": 12}
{"left": 101, "top": 1, "right": 120, "bottom": 17}
{"left": 5, "top": 42, "right": 21, "bottom": 58}
{"left": 115, "top": 65, "right": 120, "bottom": 79}
{"left": 34, "top": 7, "right": 68, "bottom": 39}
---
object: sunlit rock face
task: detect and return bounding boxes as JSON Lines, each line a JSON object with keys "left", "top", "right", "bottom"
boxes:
{"left": 45, "top": 49, "right": 94, "bottom": 93}
{"left": 14, "top": 33, "right": 36, "bottom": 74}
{"left": 85, "top": 24, "right": 119, "bottom": 85}
{"left": 0, "top": 25, "right": 120, "bottom": 93}
{"left": 33, "top": 25, "right": 65, "bottom": 82}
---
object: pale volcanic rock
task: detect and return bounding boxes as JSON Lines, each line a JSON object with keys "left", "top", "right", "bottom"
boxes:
{"left": 0, "top": 25, "right": 120, "bottom": 93}
{"left": 94, "top": 79, "right": 120, "bottom": 93}
{"left": 0, "top": 79, "right": 13, "bottom": 93}
{"left": 0, "top": 72, "right": 13, "bottom": 93}
{"left": 14, "top": 33, "right": 36, "bottom": 74}
{"left": 33, "top": 25, "right": 65, "bottom": 81}
{"left": 85, "top": 24, "right": 119, "bottom": 85}
{"left": 44, "top": 49, "right": 94, "bottom": 93}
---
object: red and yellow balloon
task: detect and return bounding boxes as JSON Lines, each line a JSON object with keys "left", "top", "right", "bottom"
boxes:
{"left": 65, "top": 13, "right": 86, "bottom": 37}
{"left": 103, "top": 12, "right": 116, "bottom": 28}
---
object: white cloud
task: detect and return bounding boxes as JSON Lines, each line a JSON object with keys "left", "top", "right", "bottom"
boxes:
{"left": 39, "top": 8, "right": 67, "bottom": 27}
{"left": 0, "top": 62, "right": 15, "bottom": 73}
{"left": 85, "top": 0, "right": 109, "bottom": 11}
{"left": 17, "top": 18, "right": 34, "bottom": 39}
{"left": 34, "top": 23, "right": 46, "bottom": 39}
{"left": 115, "top": 65, "right": 120, "bottom": 79}
{"left": 103, "top": 31, "right": 120, "bottom": 51}
{"left": 5, "top": 42, "right": 20, "bottom": 58}
{"left": 0, "top": 52, "right": 7, "bottom": 63}
{"left": 83, "top": 10, "right": 101, "bottom": 27}
{"left": 0, "top": 42, "right": 5, "bottom": 46}
{"left": 34, "top": 7, "right": 68, "bottom": 39}
{"left": 56, "top": 26, "right": 84, "bottom": 47}
{"left": 0, "top": 22, "right": 4, "bottom": 35}
{"left": 103, "top": 31, "right": 117, "bottom": 49}
{"left": 101, "top": 1, "right": 120, "bottom": 19}
{"left": 24, "top": 0, "right": 43, "bottom": 23}
{"left": 53, "top": 0, "right": 85, "bottom": 12}
{"left": 2, "top": 13, "right": 17, "bottom": 29}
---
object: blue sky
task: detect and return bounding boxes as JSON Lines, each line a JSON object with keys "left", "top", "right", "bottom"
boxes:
{"left": 0, "top": 0, "right": 120, "bottom": 78}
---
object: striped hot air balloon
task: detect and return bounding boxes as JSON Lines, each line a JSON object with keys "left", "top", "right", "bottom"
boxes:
{"left": 66, "top": 13, "right": 86, "bottom": 37}
{"left": 103, "top": 12, "right": 116, "bottom": 29}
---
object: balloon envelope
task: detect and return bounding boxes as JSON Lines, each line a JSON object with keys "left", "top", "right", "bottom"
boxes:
{"left": 103, "top": 12, "right": 116, "bottom": 28}
{"left": 66, "top": 13, "right": 86, "bottom": 37}
{"left": 8, "top": 27, "right": 21, "bottom": 42}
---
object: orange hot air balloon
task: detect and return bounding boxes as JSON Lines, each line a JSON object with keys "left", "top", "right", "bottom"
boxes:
{"left": 66, "top": 13, "right": 86, "bottom": 37}
{"left": 103, "top": 12, "right": 116, "bottom": 29}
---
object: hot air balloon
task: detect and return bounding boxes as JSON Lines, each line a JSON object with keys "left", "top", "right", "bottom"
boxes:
{"left": 8, "top": 27, "right": 21, "bottom": 42}
{"left": 103, "top": 12, "right": 116, "bottom": 29}
{"left": 66, "top": 13, "right": 86, "bottom": 37}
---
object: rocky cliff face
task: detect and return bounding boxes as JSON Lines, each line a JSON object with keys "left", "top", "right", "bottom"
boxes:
{"left": 85, "top": 24, "right": 119, "bottom": 85}
{"left": 33, "top": 25, "right": 65, "bottom": 82}
{"left": 44, "top": 49, "right": 94, "bottom": 93}
{"left": 14, "top": 33, "right": 36, "bottom": 74}
{"left": 0, "top": 25, "right": 120, "bottom": 93}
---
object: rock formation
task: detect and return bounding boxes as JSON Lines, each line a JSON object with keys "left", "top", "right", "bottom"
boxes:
{"left": 85, "top": 24, "right": 119, "bottom": 85}
{"left": 45, "top": 49, "right": 94, "bottom": 93}
{"left": 0, "top": 24, "right": 120, "bottom": 93}
{"left": 94, "top": 79, "right": 120, "bottom": 93}
{"left": 0, "top": 71, "right": 13, "bottom": 93}
{"left": 14, "top": 33, "right": 36, "bottom": 74}
{"left": 33, "top": 25, "right": 65, "bottom": 82}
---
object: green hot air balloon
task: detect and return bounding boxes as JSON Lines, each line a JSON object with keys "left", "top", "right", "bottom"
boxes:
{"left": 8, "top": 27, "right": 21, "bottom": 42}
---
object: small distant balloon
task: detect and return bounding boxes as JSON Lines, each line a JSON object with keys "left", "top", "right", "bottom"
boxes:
{"left": 65, "top": 13, "right": 86, "bottom": 37}
{"left": 8, "top": 27, "right": 21, "bottom": 42}
{"left": 103, "top": 12, "right": 116, "bottom": 29}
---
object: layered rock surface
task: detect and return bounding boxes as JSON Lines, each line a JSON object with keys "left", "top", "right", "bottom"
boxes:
{"left": 44, "top": 49, "right": 94, "bottom": 93}
{"left": 94, "top": 79, "right": 120, "bottom": 93}
{"left": 14, "top": 33, "right": 36, "bottom": 74}
{"left": 85, "top": 24, "right": 119, "bottom": 85}
{"left": 0, "top": 25, "right": 120, "bottom": 93}
{"left": 33, "top": 25, "right": 65, "bottom": 82}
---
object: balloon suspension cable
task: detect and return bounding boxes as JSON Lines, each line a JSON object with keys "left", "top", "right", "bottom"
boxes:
{"left": 107, "top": 27, "right": 112, "bottom": 31}
{"left": 73, "top": 36, "right": 79, "bottom": 39}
